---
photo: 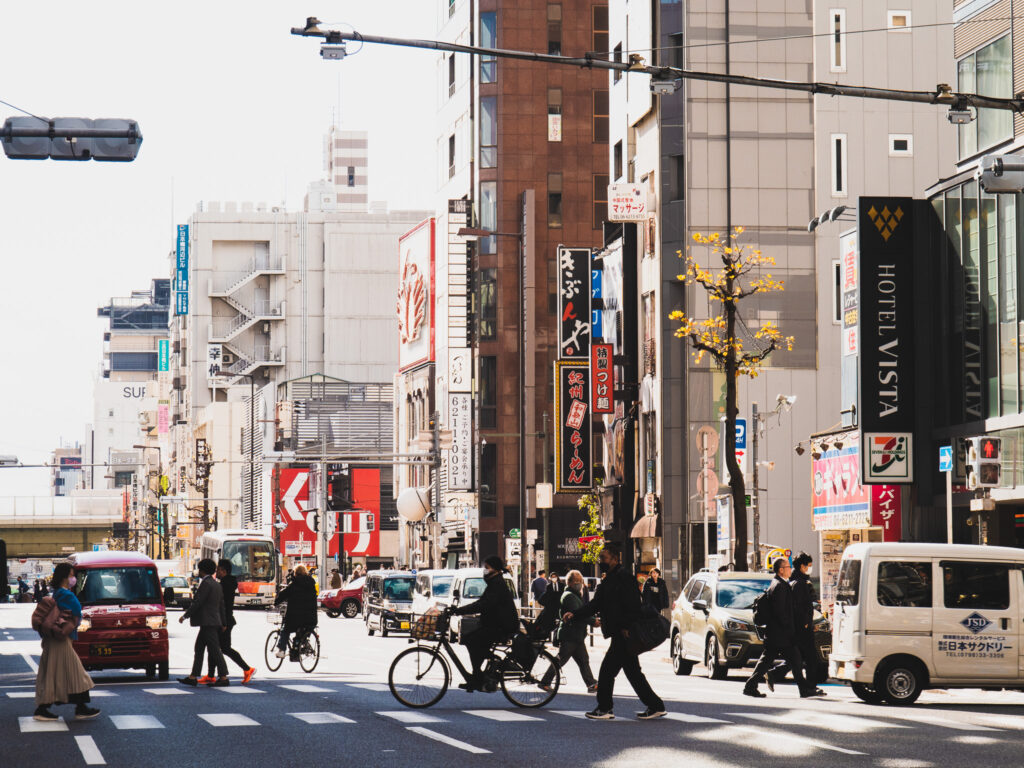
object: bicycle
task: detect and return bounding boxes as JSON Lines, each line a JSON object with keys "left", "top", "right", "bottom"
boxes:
{"left": 388, "top": 609, "right": 561, "bottom": 709}
{"left": 264, "top": 605, "right": 320, "bottom": 673}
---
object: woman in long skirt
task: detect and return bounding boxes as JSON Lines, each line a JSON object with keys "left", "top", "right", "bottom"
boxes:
{"left": 33, "top": 562, "right": 99, "bottom": 721}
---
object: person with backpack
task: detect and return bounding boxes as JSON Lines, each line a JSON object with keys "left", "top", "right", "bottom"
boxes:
{"left": 32, "top": 563, "right": 100, "bottom": 721}
{"left": 538, "top": 570, "right": 597, "bottom": 693}
{"left": 563, "top": 544, "right": 666, "bottom": 720}
{"left": 744, "top": 558, "right": 821, "bottom": 698}
{"left": 766, "top": 552, "right": 826, "bottom": 695}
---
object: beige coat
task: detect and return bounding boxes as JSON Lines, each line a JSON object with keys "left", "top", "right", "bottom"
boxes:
{"left": 35, "top": 635, "right": 94, "bottom": 706}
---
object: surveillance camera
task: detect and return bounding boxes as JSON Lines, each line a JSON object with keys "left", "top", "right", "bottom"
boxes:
{"left": 947, "top": 108, "right": 974, "bottom": 125}
{"left": 651, "top": 79, "right": 680, "bottom": 95}
{"left": 795, "top": 445, "right": 805, "bottom": 456}
{"left": 321, "top": 44, "right": 347, "bottom": 60}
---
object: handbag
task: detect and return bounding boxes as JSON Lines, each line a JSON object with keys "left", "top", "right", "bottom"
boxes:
{"left": 629, "top": 604, "right": 670, "bottom": 654}
{"left": 32, "top": 596, "right": 76, "bottom": 639}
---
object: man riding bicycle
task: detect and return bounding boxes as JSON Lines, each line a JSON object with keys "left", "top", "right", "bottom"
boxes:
{"left": 452, "top": 555, "right": 519, "bottom": 692}
{"left": 273, "top": 565, "right": 317, "bottom": 658}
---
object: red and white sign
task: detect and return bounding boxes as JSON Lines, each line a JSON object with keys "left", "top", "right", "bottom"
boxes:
{"left": 870, "top": 485, "right": 902, "bottom": 541}
{"left": 812, "top": 444, "right": 871, "bottom": 531}
{"left": 398, "top": 218, "right": 436, "bottom": 372}
{"left": 607, "top": 183, "right": 648, "bottom": 222}
{"left": 278, "top": 468, "right": 315, "bottom": 555}
{"left": 337, "top": 468, "right": 380, "bottom": 558}
{"left": 591, "top": 343, "right": 613, "bottom": 414}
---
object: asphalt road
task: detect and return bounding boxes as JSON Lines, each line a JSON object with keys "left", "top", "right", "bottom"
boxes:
{"left": 3, "top": 602, "right": 1024, "bottom": 767}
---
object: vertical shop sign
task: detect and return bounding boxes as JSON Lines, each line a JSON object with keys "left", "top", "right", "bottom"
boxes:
{"left": 554, "top": 361, "right": 592, "bottom": 491}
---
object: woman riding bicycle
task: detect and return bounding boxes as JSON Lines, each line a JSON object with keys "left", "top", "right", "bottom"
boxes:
{"left": 452, "top": 555, "right": 518, "bottom": 692}
{"left": 273, "top": 565, "right": 317, "bottom": 659}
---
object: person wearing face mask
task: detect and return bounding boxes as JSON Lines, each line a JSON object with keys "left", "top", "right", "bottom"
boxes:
{"left": 766, "top": 552, "right": 825, "bottom": 695}
{"left": 537, "top": 570, "right": 597, "bottom": 692}
{"left": 452, "top": 555, "right": 519, "bottom": 692}
{"left": 33, "top": 563, "right": 99, "bottom": 721}
{"left": 563, "top": 544, "right": 666, "bottom": 720}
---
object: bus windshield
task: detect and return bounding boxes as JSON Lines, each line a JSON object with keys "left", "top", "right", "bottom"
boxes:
{"left": 222, "top": 540, "right": 275, "bottom": 582}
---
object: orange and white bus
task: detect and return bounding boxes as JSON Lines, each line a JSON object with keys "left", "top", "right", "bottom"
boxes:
{"left": 199, "top": 530, "right": 277, "bottom": 607}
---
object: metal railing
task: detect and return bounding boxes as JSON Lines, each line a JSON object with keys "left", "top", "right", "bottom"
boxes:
{"left": 209, "top": 254, "right": 285, "bottom": 295}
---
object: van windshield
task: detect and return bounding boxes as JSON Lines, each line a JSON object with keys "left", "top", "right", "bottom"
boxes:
{"left": 715, "top": 579, "right": 771, "bottom": 609}
{"left": 383, "top": 577, "right": 414, "bottom": 601}
{"left": 432, "top": 576, "right": 453, "bottom": 597}
{"left": 77, "top": 566, "right": 161, "bottom": 605}
{"left": 836, "top": 559, "right": 861, "bottom": 606}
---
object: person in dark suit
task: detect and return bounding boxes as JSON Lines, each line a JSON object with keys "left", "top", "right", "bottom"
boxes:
{"left": 200, "top": 559, "right": 255, "bottom": 685}
{"left": 178, "top": 558, "right": 228, "bottom": 687}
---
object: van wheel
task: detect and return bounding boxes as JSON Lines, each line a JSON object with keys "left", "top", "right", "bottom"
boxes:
{"left": 145, "top": 665, "right": 156, "bottom": 680}
{"left": 381, "top": 626, "right": 389, "bottom": 638}
{"left": 367, "top": 622, "right": 375, "bottom": 636}
{"left": 705, "top": 635, "right": 728, "bottom": 680}
{"left": 876, "top": 658, "right": 925, "bottom": 705}
{"left": 851, "top": 682, "right": 885, "bottom": 704}
{"left": 671, "top": 634, "right": 693, "bottom": 676}
{"left": 157, "top": 661, "right": 169, "bottom": 681}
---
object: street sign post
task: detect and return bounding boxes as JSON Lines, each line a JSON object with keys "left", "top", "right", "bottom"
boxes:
{"left": 940, "top": 445, "right": 953, "bottom": 543}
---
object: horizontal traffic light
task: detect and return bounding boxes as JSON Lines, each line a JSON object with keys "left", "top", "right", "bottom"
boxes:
{"left": 2, "top": 117, "right": 143, "bottom": 161}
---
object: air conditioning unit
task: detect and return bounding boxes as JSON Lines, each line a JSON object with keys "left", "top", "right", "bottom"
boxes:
{"left": 222, "top": 352, "right": 236, "bottom": 365}
{"left": 271, "top": 307, "right": 281, "bottom": 316}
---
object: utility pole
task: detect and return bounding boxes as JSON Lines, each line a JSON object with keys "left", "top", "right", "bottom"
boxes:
{"left": 752, "top": 402, "right": 761, "bottom": 571}
{"left": 319, "top": 435, "right": 329, "bottom": 589}
{"left": 541, "top": 413, "right": 549, "bottom": 573}
{"left": 431, "top": 411, "right": 441, "bottom": 570}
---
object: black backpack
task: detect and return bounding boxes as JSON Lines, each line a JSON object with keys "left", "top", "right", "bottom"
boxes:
{"left": 751, "top": 587, "right": 771, "bottom": 627}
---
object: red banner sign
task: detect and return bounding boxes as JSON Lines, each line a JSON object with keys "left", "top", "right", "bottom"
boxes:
{"left": 591, "top": 343, "right": 613, "bottom": 414}
{"left": 337, "top": 468, "right": 380, "bottom": 558}
{"left": 870, "top": 485, "right": 902, "bottom": 542}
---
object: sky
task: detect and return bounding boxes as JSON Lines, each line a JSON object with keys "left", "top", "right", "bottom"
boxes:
{"left": 0, "top": 1, "right": 436, "bottom": 495}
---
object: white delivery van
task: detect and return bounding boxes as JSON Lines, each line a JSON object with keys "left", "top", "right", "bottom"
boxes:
{"left": 829, "top": 542, "right": 1024, "bottom": 705}
{"left": 411, "top": 569, "right": 457, "bottom": 615}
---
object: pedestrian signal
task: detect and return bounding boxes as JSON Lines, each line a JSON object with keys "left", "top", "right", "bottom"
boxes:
{"left": 967, "top": 436, "right": 1002, "bottom": 490}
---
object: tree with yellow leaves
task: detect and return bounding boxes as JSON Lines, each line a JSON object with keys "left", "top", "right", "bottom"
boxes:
{"left": 670, "top": 228, "right": 794, "bottom": 569}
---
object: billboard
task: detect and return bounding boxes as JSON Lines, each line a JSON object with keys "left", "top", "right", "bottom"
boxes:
{"left": 397, "top": 218, "right": 436, "bottom": 372}
{"left": 448, "top": 392, "right": 473, "bottom": 491}
{"left": 812, "top": 444, "right": 871, "bottom": 531}
{"left": 278, "top": 468, "right": 315, "bottom": 555}
{"left": 591, "top": 343, "right": 613, "bottom": 414}
{"left": 158, "top": 339, "right": 169, "bottom": 372}
{"left": 858, "top": 197, "right": 915, "bottom": 484}
{"left": 554, "top": 361, "right": 592, "bottom": 492}
{"left": 557, "top": 247, "right": 592, "bottom": 360}
{"left": 175, "top": 224, "right": 189, "bottom": 316}
{"left": 338, "top": 468, "right": 381, "bottom": 558}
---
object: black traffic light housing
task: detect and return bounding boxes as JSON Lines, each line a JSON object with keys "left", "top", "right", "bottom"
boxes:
{"left": 328, "top": 465, "right": 353, "bottom": 511}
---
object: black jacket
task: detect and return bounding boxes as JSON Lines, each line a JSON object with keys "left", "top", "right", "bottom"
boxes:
{"left": 454, "top": 571, "right": 519, "bottom": 636}
{"left": 183, "top": 575, "right": 227, "bottom": 628}
{"left": 572, "top": 564, "right": 641, "bottom": 638}
{"left": 789, "top": 570, "right": 815, "bottom": 633}
{"left": 275, "top": 574, "right": 318, "bottom": 630}
{"left": 641, "top": 577, "right": 670, "bottom": 611}
{"left": 220, "top": 574, "right": 239, "bottom": 627}
{"left": 763, "top": 574, "right": 797, "bottom": 646}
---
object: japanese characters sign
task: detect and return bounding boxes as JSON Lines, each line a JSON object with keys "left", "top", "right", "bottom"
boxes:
{"left": 870, "top": 484, "right": 902, "bottom": 541}
{"left": 591, "top": 343, "right": 613, "bottom": 414}
{"left": 206, "top": 343, "right": 223, "bottom": 380}
{"left": 557, "top": 247, "right": 592, "bottom": 359}
{"left": 554, "top": 361, "right": 592, "bottom": 492}
{"left": 447, "top": 393, "right": 473, "bottom": 491}
{"left": 607, "top": 183, "right": 648, "bottom": 222}
{"left": 812, "top": 443, "right": 871, "bottom": 531}
{"left": 175, "top": 224, "right": 189, "bottom": 315}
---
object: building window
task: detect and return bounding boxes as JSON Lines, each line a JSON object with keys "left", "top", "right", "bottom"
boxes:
{"left": 448, "top": 134, "right": 456, "bottom": 179}
{"left": 480, "top": 356, "right": 497, "bottom": 429}
{"left": 830, "top": 9, "right": 846, "bottom": 73}
{"left": 480, "top": 96, "right": 497, "bottom": 168}
{"left": 831, "top": 134, "right": 847, "bottom": 197}
{"left": 889, "top": 135, "right": 913, "bottom": 156}
{"left": 110, "top": 352, "right": 159, "bottom": 371}
{"left": 480, "top": 443, "right": 497, "bottom": 517}
{"left": 347, "top": 166, "right": 355, "bottom": 187}
{"left": 479, "top": 268, "right": 497, "bottom": 340}
{"left": 832, "top": 260, "right": 842, "bottom": 324}
{"left": 448, "top": 54, "right": 456, "bottom": 97}
{"left": 547, "top": 88, "right": 562, "bottom": 142}
{"left": 667, "top": 33, "right": 683, "bottom": 69}
{"left": 887, "top": 11, "right": 910, "bottom": 31}
{"left": 479, "top": 181, "right": 497, "bottom": 254}
{"left": 593, "top": 90, "right": 609, "bottom": 143}
{"left": 958, "top": 35, "right": 1012, "bottom": 158}
{"left": 480, "top": 13, "right": 496, "bottom": 83}
{"left": 613, "top": 43, "right": 622, "bottom": 82}
{"left": 592, "top": 5, "right": 609, "bottom": 55}
{"left": 670, "top": 154, "right": 684, "bottom": 200}
{"left": 113, "top": 471, "right": 133, "bottom": 487}
{"left": 613, "top": 140, "right": 623, "bottom": 180}
{"left": 548, "top": 4, "right": 562, "bottom": 56}
{"left": 593, "top": 174, "right": 609, "bottom": 230}
{"left": 998, "top": 194, "right": 1018, "bottom": 415}
{"left": 548, "top": 173, "right": 563, "bottom": 228}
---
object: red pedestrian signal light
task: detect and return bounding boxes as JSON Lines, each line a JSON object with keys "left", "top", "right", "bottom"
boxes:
{"left": 980, "top": 438, "right": 1000, "bottom": 459}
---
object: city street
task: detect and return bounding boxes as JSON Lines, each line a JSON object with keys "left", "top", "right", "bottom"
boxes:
{"left": 3, "top": 602, "right": 1023, "bottom": 767}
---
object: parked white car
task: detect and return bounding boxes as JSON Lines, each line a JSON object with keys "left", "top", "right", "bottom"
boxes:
{"left": 447, "top": 568, "right": 519, "bottom": 642}
{"left": 411, "top": 569, "right": 457, "bottom": 616}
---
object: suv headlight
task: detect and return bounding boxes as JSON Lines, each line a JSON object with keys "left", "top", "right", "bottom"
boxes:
{"left": 146, "top": 615, "right": 167, "bottom": 630}
{"left": 78, "top": 618, "right": 92, "bottom": 633}
{"left": 723, "top": 617, "right": 753, "bottom": 631}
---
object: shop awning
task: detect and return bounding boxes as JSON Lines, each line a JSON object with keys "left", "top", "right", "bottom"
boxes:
{"left": 630, "top": 514, "right": 659, "bottom": 539}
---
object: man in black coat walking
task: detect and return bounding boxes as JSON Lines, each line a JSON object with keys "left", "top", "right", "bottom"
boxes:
{"left": 564, "top": 545, "right": 666, "bottom": 720}
{"left": 178, "top": 558, "right": 228, "bottom": 686}
{"left": 202, "top": 559, "right": 255, "bottom": 684}
{"left": 454, "top": 555, "right": 519, "bottom": 691}
{"left": 768, "top": 552, "right": 825, "bottom": 694}
{"left": 744, "top": 558, "right": 819, "bottom": 698}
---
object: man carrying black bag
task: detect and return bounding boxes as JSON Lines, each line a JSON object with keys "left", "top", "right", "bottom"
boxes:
{"left": 564, "top": 544, "right": 666, "bottom": 720}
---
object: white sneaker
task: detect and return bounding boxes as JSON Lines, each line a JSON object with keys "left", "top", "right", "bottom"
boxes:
{"left": 274, "top": 648, "right": 286, "bottom": 658}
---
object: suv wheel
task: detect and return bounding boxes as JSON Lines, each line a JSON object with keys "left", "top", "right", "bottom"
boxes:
{"left": 671, "top": 634, "right": 694, "bottom": 676}
{"left": 341, "top": 599, "right": 360, "bottom": 619}
{"left": 705, "top": 635, "right": 728, "bottom": 680}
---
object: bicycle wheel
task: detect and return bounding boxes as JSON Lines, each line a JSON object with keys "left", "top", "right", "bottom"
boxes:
{"left": 264, "top": 630, "right": 283, "bottom": 671}
{"left": 388, "top": 646, "right": 450, "bottom": 708}
{"left": 299, "top": 631, "right": 320, "bottom": 673}
{"left": 499, "top": 648, "right": 560, "bottom": 708}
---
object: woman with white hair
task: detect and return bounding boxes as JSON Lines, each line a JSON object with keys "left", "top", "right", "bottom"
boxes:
{"left": 538, "top": 570, "right": 598, "bottom": 692}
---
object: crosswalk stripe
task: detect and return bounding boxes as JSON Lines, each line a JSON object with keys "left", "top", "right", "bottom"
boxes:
{"left": 665, "top": 712, "right": 732, "bottom": 725}
{"left": 6, "top": 692, "right": 35, "bottom": 698}
{"left": 348, "top": 683, "right": 392, "bottom": 692}
{"left": 727, "top": 711, "right": 909, "bottom": 733}
{"left": 406, "top": 726, "right": 491, "bottom": 754}
{"left": 142, "top": 688, "right": 191, "bottom": 695}
{"left": 75, "top": 735, "right": 106, "bottom": 765}
{"left": 278, "top": 684, "right": 334, "bottom": 693}
{"left": 288, "top": 712, "right": 356, "bottom": 724}
{"left": 377, "top": 710, "right": 446, "bottom": 724}
{"left": 88, "top": 690, "right": 117, "bottom": 697}
{"left": 198, "top": 713, "right": 261, "bottom": 727}
{"left": 211, "top": 687, "right": 265, "bottom": 694}
{"left": 690, "top": 725, "right": 867, "bottom": 756}
{"left": 18, "top": 716, "right": 68, "bottom": 733}
{"left": 110, "top": 715, "right": 164, "bottom": 730}
{"left": 898, "top": 714, "right": 999, "bottom": 732}
{"left": 464, "top": 709, "right": 543, "bottom": 722}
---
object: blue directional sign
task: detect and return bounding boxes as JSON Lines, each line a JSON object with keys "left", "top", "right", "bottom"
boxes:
{"left": 735, "top": 418, "right": 747, "bottom": 450}
{"left": 591, "top": 269, "right": 602, "bottom": 300}
{"left": 592, "top": 309, "right": 603, "bottom": 340}
{"left": 939, "top": 445, "right": 953, "bottom": 473}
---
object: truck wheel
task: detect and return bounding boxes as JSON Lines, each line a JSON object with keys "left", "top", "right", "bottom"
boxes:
{"left": 876, "top": 658, "right": 925, "bottom": 705}
{"left": 851, "top": 682, "right": 885, "bottom": 704}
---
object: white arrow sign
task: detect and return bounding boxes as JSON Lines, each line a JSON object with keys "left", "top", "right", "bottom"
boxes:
{"left": 343, "top": 511, "right": 375, "bottom": 554}
{"left": 282, "top": 471, "right": 308, "bottom": 523}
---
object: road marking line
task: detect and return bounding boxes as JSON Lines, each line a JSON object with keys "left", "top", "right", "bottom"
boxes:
{"left": 464, "top": 709, "right": 543, "bottom": 722}
{"left": 20, "top": 654, "right": 38, "bottom": 673}
{"left": 665, "top": 712, "right": 732, "bottom": 725}
{"left": 6, "top": 692, "right": 35, "bottom": 698}
{"left": 197, "top": 713, "right": 261, "bottom": 727}
{"left": 406, "top": 726, "right": 490, "bottom": 754}
{"left": 88, "top": 690, "right": 117, "bottom": 697}
{"left": 348, "top": 683, "right": 392, "bottom": 692}
{"left": 18, "top": 716, "right": 68, "bottom": 733}
{"left": 211, "top": 687, "right": 265, "bottom": 694}
{"left": 75, "top": 735, "right": 106, "bottom": 765}
{"left": 892, "top": 714, "right": 1000, "bottom": 732}
{"left": 142, "top": 688, "right": 192, "bottom": 695}
{"left": 288, "top": 712, "right": 356, "bottom": 724}
{"left": 110, "top": 715, "right": 164, "bottom": 730}
{"left": 278, "top": 684, "right": 334, "bottom": 693}
{"left": 727, "top": 711, "right": 909, "bottom": 733}
{"left": 377, "top": 710, "right": 446, "bottom": 724}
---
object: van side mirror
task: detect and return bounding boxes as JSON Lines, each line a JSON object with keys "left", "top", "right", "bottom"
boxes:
{"left": 452, "top": 588, "right": 460, "bottom": 601}
{"left": 693, "top": 599, "right": 709, "bottom": 613}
